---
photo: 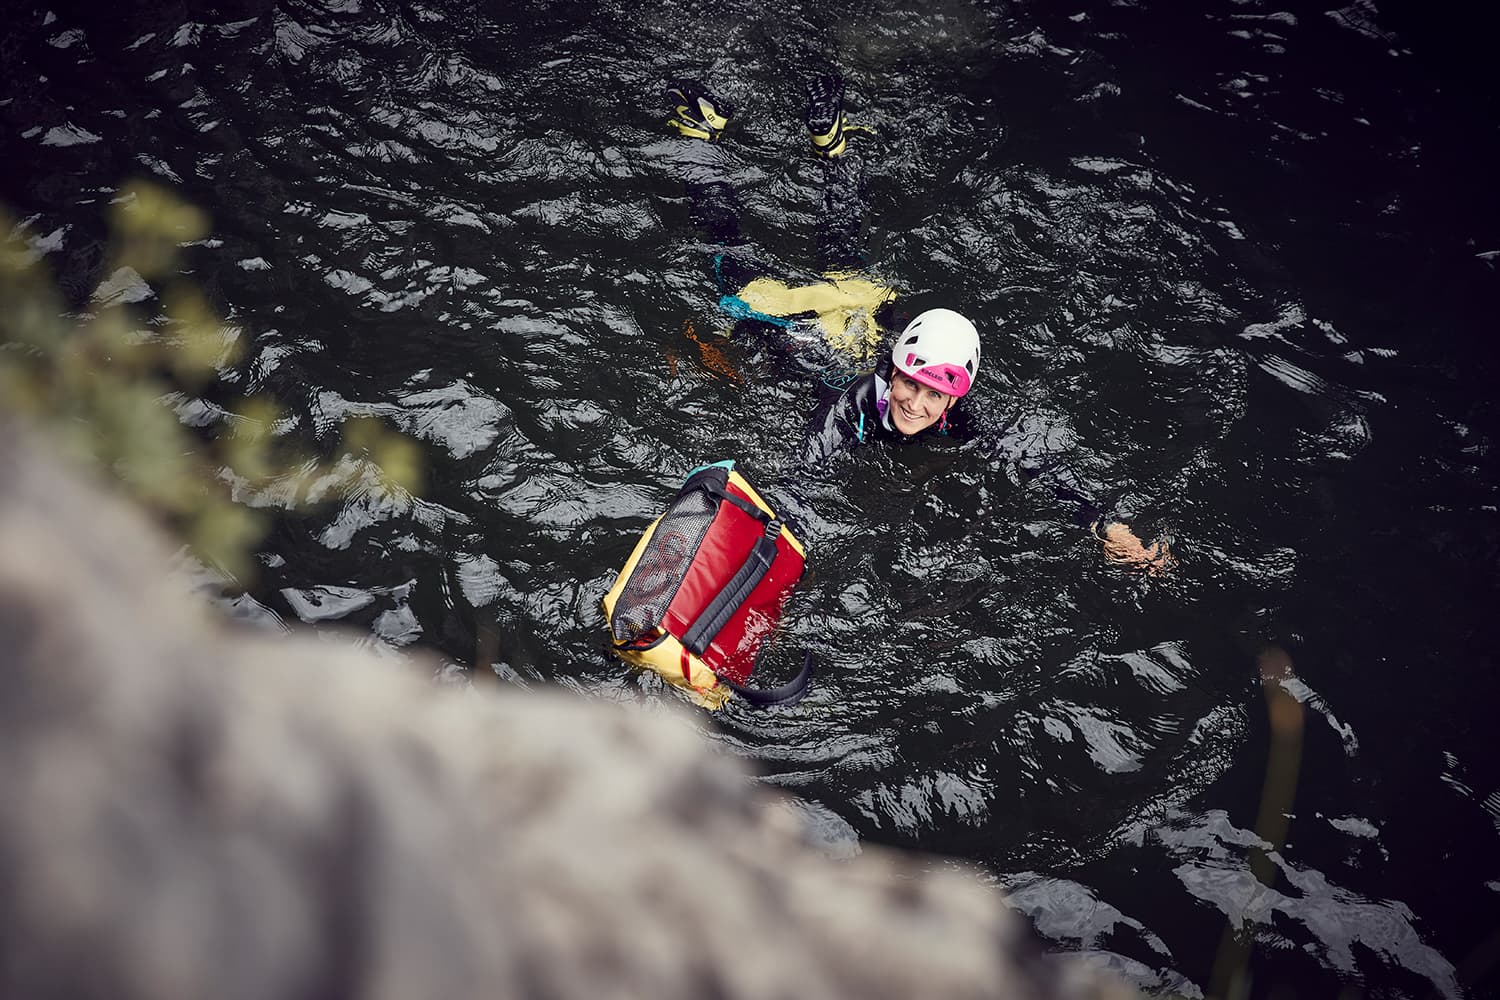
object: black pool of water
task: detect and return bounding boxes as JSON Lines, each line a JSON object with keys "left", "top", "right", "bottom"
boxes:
{"left": 4, "top": 1, "right": 1499, "bottom": 997}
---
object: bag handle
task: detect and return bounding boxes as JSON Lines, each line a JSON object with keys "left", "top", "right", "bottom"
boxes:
{"left": 721, "top": 650, "right": 815, "bottom": 708}
{"left": 680, "top": 465, "right": 774, "bottom": 522}
{"left": 681, "top": 519, "right": 780, "bottom": 655}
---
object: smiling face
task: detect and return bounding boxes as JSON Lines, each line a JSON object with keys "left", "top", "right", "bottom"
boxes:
{"left": 887, "top": 372, "right": 954, "bottom": 435}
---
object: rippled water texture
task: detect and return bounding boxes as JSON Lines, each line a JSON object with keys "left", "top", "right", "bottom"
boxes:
{"left": 5, "top": 1, "right": 1499, "bottom": 996}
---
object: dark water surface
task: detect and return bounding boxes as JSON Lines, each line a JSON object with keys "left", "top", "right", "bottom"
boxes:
{"left": 5, "top": 1, "right": 1499, "bottom": 996}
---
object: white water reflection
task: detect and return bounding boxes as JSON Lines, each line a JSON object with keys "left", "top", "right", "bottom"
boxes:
{"left": 1160, "top": 808, "right": 1460, "bottom": 997}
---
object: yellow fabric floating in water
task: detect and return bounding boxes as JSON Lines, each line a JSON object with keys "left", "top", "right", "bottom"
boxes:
{"left": 736, "top": 273, "right": 895, "bottom": 360}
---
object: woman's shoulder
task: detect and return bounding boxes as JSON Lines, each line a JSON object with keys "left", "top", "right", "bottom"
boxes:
{"left": 813, "top": 363, "right": 882, "bottom": 409}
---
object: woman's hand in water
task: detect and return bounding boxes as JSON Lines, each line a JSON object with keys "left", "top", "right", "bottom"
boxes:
{"left": 1094, "top": 520, "right": 1175, "bottom": 575}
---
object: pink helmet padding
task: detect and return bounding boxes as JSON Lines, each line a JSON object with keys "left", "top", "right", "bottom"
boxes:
{"left": 901, "top": 355, "right": 972, "bottom": 397}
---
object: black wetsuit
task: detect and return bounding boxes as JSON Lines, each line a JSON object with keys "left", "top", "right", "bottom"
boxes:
{"left": 668, "top": 105, "right": 1115, "bottom": 528}
{"left": 801, "top": 355, "right": 975, "bottom": 468}
{"left": 796, "top": 354, "right": 1115, "bottom": 532}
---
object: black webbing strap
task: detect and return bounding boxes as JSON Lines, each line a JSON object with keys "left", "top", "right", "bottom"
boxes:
{"left": 703, "top": 482, "right": 769, "bottom": 523}
{"left": 681, "top": 525, "right": 779, "bottom": 655}
{"left": 680, "top": 464, "right": 771, "bottom": 524}
{"left": 722, "top": 650, "right": 815, "bottom": 709}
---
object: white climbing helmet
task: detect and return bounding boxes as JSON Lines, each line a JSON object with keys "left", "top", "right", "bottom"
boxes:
{"left": 891, "top": 308, "right": 981, "bottom": 397}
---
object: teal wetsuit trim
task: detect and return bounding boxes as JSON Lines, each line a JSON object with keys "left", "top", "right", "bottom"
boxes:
{"left": 713, "top": 253, "right": 795, "bottom": 327}
{"left": 718, "top": 293, "right": 794, "bottom": 328}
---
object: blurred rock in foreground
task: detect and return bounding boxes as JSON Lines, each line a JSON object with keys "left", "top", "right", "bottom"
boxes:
{"left": 0, "top": 423, "right": 1132, "bottom": 1000}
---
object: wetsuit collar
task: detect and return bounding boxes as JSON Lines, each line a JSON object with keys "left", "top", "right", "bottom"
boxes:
{"left": 875, "top": 373, "right": 893, "bottom": 431}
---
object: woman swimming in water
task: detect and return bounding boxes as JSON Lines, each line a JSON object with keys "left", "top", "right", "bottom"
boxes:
{"left": 664, "top": 73, "right": 1173, "bottom": 574}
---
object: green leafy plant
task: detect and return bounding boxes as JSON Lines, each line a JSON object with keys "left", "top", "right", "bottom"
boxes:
{"left": 0, "top": 180, "right": 421, "bottom": 581}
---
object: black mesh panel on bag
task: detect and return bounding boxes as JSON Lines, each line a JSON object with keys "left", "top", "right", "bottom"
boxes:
{"left": 610, "top": 487, "right": 719, "bottom": 643}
